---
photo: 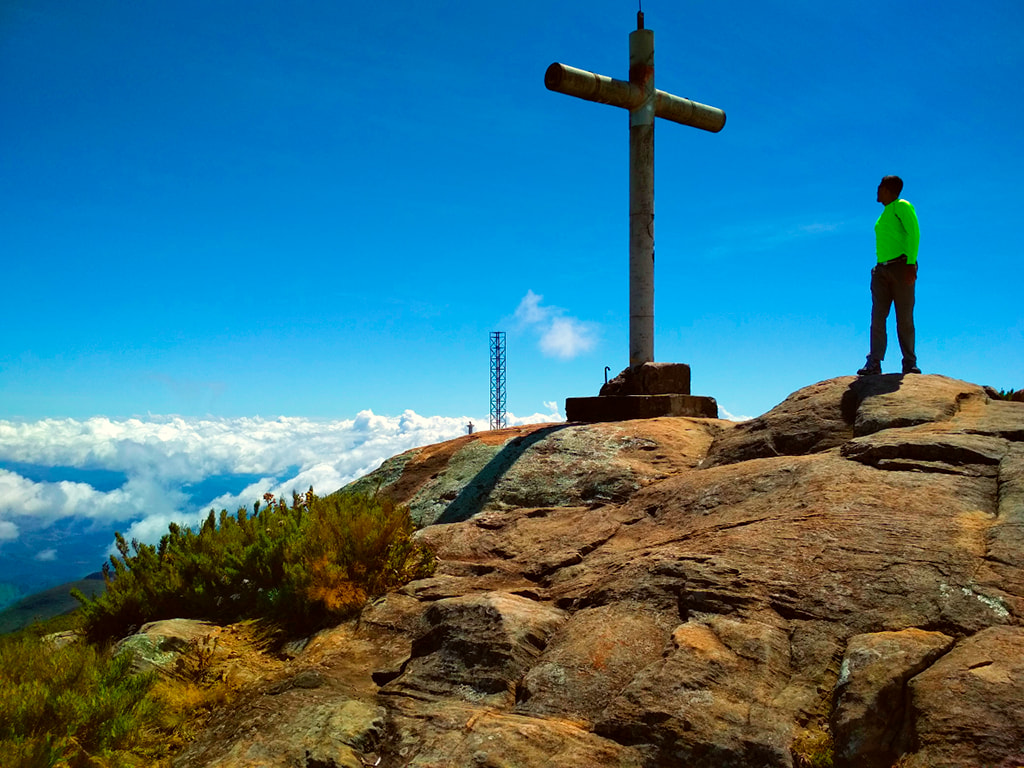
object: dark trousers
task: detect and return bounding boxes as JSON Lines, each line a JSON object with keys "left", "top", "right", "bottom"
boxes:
{"left": 869, "top": 262, "right": 917, "bottom": 367}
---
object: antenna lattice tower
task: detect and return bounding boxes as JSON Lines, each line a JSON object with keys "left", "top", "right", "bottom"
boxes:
{"left": 489, "top": 331, "right": 507, "bottom": 430}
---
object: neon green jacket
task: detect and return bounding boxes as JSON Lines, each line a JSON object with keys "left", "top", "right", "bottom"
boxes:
{"left": 875, "top": 198, "right": 920, "bottom": 265}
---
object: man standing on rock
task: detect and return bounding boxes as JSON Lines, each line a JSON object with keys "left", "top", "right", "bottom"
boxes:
{"left": 858, "top": 175, "right": 921, "bottom": 376}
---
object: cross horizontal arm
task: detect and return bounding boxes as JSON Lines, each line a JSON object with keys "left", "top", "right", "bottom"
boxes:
{"left": 655, "top": 89, "right": 725, "bottom": 133}
{"left": 545, "top": 62, "right": 726, "bottom": 133}
{"left": 545, "top": 63, "right": 638, "bottom": 110}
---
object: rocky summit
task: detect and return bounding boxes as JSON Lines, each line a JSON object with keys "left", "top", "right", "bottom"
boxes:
{"left": 163, "top": 374, "right": 1024, "bottom": 768}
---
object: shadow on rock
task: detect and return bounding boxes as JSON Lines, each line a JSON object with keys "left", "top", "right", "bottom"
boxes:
{"left": 840, "top": 374, "right": 905, "bottom": 423}
{"left": 437, "top": 425, "right": 572, "bottom": 524}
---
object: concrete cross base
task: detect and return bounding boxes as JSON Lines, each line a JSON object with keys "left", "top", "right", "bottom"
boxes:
{"left": 600, "top": 362, "right": 692, "bottom": 396}
{"left": 565, "top": 394, "right": 718, "bottom": 423}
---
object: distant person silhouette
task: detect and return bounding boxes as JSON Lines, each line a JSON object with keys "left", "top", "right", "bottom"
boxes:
{"left": 858, "top": 175, "right": 921, "bottom": 376}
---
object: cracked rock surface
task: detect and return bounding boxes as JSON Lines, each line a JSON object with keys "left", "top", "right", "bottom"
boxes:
{"left": 173, "top": 375, "right": 1024, "bottom": 768}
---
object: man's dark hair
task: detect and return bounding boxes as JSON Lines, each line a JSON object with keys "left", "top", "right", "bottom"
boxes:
{"left": 880, "top": 175, "right": 904, "bottom": 196}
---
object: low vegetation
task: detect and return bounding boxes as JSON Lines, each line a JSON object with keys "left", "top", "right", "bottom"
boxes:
{"left": 74, "top": 490, "right": 436, "bottom": 641}
{"left": 790, "top": 727, "right": 834, "bottom": 768}
{"left": 0, "top": 490, "right": 434, "bottom": 767}
{"left": 0, "top": 621, "right": 272, "bottom": 767}
{"left": 0, "top": 629, "right": 159, "bottom": 767}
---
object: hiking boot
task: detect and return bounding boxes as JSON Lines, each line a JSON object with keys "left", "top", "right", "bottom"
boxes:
{"left": 902, "top": 364, "right": 921, "bottom": 374}
{"left": 857, "top": 358, "right": 881, "bottom": 376}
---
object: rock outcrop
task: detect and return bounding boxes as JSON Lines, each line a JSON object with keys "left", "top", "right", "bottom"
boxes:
{"left": 172, "top": 375, "right": 1024, "bottom": 768}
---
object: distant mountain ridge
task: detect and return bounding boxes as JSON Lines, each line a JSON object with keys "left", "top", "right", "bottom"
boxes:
{"left": 0, "top": 573, "right": 105, "bottom": 634}
{"left": 0, "top": 582, "right": 19, "bottom": 611}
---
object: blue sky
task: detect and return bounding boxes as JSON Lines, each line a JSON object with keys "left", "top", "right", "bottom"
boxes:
{"left": 4, "top": 0, "right": 1020, "bottom": 422}
{"left": 1, "top": 1, "right": 1022, "bottom": 596}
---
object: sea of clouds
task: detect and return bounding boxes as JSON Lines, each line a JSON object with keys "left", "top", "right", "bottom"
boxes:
{"left": 0, "top": 407, "right": 561, "bottom": 600}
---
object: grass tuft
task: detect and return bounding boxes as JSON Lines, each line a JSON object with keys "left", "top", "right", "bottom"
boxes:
{"left": 791, "top": 727, "right": 834, "bottom": 768}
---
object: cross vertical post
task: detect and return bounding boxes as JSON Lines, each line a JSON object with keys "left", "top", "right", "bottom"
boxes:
{"left": 545, "top": 13, "right": 725, "bottom": 373}
{"left": 629, "top": 12, "right": 655, "bottom": 366}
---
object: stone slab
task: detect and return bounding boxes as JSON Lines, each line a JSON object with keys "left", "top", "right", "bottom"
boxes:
{"left": 565, "top": 394, "right": 717, "bottom": 423}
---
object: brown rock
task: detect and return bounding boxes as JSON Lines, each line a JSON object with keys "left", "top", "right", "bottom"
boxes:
{"left": 382, "top": 592, "right": 567, "bottom": 709}
{"left": 515, "top": 603, "right": 677, "bottom": 724}
{"left": 840, "top": 427, "right": 1008, "bottom": 476}
{"left": 852, "top": 374, "right": 988, "bottom": 436}
{"left": 904, "top": 626, "right": 1024, "bottom": 768}
{"left": 547, "top": 452, "right": 1009, "bottom": 634}
{"left": 704, "top": 377, "right": 858, "bottom": 466}
{"left": 949, "top": 391, "right": 1024, "bottom": 440}
{"left": 171, "top": 375, "right": 1024, "bottom": 768}
{"left": 705, "top": 374, "right": 995, "bottom": 466}
{"left": 350, "top": 418, "right": 725, "bottom": 526}
{"left": 987, "top": 445, "right": 1024, "bottom": 586}
{"left": 831, "top": 628, "right": 954, "bottom": 768}
{"left": 595, "top": 615, "right": 794, "bottom": 765}
{"left": 384, "top": 698, "right": 643, "bottom": 768}
{"left": 172, "top": 621, "right": 393, "bottom": 768}
{"left": 178, "top": 698, "right": 381, "bottom": 768}
{"left": 116, "top": 619, "right": 214, "bottom": 670}
{"left": 116, "top": 618, "right": 268, "bottom": 680}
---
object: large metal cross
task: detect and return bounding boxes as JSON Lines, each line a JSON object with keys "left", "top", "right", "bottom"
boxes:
{"left": 545, "top": 11, "right": 725, "bottom": 368}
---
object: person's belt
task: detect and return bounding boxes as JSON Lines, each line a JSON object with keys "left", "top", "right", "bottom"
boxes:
{"left": 878, "top": 255, "right": 908, "bottom": 266}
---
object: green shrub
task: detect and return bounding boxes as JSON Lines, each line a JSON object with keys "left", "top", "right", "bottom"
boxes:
{"left": 993, "top": 388, "right": 1023, "bottom": 402}
{"left": 0, "top": 632, "right": 158, "bottom": 767}
{"left": 75, "top": 490, "right": 435, "bottom": 641}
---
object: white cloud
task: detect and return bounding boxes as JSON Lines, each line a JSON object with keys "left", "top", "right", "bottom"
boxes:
{"left": 514, "top": 290, "right": 549, "bottom": 326}
{"left": 118, "top": 509, "right": 207, "bottom": 549}
{"left": 717, "top": 406, "right": 753, "bottom": 422}
{"left": 0, "top": 469, "right": 153, "bottom": 526}
{"left": 34, "top": 549, "right": 57, "bottom": 562}
{"left": 0, "top": 520, "right": 17, "bottom": 541}
{"left": 514, "top": 290, "right": 597, "bottom": 360}
{"left": 0, "top": 411, "right": 484, "bottom": 548}
{"left": 0, "top": 407, "right": 569, "bottom": 552}
{"left": 0, "top": 413, "right": 471, "bottom": 486}
{"left": 506, "top": 410, "right": 563, "bottom": 426}
{"left": 540, "top": 316, "right": 596, "bottom": 359}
